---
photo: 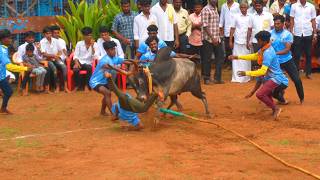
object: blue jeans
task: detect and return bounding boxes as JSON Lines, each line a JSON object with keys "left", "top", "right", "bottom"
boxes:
{"left": 0, "top": 78, "right": 13, "bottom": 110}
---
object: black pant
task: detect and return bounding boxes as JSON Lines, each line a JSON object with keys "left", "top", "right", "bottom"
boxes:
{"left": 224, "top": 37, "right": 232, "bottom": 65}
{"left": 178, "top": 33, "right": 189, "bottom": 54}
{"left": 73, "top": 63, "right": 92, "bottom": 89}
{"left": 189, "top": 45, "right": 202, "bottom": 64}
{"left": 280, "top": 59, "right": 304, "bottom": 101}
{"left": 272, "top": 83, "right": 287, "bottom": 103}
{"left": 201, "top": 40, "right": 224, "bottom": 81}
{"left": 292, "top": 35, "right": 312, "bottom": 75}
{"left": 165, "top": 41, "right": 174, "bottom": 49}
{"left": 0, "top": 78, "right": 13, "bottom": 110}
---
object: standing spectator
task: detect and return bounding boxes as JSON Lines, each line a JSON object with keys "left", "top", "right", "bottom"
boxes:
{"left": 271, "top": 15, "right": 304, "bottom": 103}
{"left": 173, "top": 0, "right": 191, "bottom": 53}
{"left": 16, "top": 31, "right": 41, "bottom": 64}
{"left": 316, "top": 12, "right": 320, "bottom": 59}
{"left": 133, "top": 0, "right": 158, "bottom": 49}
{"left": 283, "top": 0, "right": 296, "bottom": 16}
{"left": 188, "top": 0, "right": 203, "bottom": 56}
{"left": 201, "top": 0, "right": 224, "bottom": 85}
{"left": 51, "top": 25, "right": 68, "bottom": 62}
{"left": 219, "top": 0, "right": 240, "bottom": 67}
{"left": 269, "top": 0, "right": 286, "bottom": 16}
{"left": 229, "top": 2, "right": 252, "bottom": 83}
{"left": 290, "top": 0, "right": 317, "bottom": 79}
{"left": 40, "top": 26, "right": 69, "bottom": 93}
{"left": 96, "top": 26, "right": 124, "bottom": 60}
{"left": 248, "top": 0, "right": 269, "bottom": 15}
{"left": 73, "top": 27, "right": 97, "bottom": 91}
{"left": 248, "top": 0, "right": 274, "bottom": 52}
{"left": 151, "top": 0, "right": 180, "bottom": 48}
{"left": 112, "top": 0, "right": 138, "bottom": 59}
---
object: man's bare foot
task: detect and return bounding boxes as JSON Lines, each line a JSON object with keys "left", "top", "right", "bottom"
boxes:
{"left": 0, "top": 109, "right": 13, "bottom": 115}
{"left": 54, "top": 88, "right": 59, "bottom": 93}
{"left": 273, "top": 108, "right": 282, "bottom": 120}
{"left": 111, "top": 115, "right": 119, "bottom": 121}
{"left": 21, "top": 90, "right": 29, "bottom": 96}
{"left": 64, "top": 88, "right": 71, "bottom": 93}
{"left": 127, "top": 122, "right": 144, "bottom": 131}
{"left": 278, "top": 100, "right": 289, "bottom": 105}
{"left": 100, "top": 111, "right": 109, "bottom": 116}
{"left": 300, "top": 99, "right": 304, "bottom": 104}
{"left": 72, "top": 87, "right": 79, "bottom": 92}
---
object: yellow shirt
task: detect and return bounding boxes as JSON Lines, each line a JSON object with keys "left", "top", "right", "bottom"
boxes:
{"left": 175, "top": 8, "right": 191, "bottom": 36}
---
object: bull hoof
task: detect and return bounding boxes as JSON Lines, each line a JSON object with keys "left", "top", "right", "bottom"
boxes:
{"left": 205, "top": 113, "right": 213, "bottom": 119}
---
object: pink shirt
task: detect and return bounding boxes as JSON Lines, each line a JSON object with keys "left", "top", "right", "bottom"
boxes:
{"left": 188, "top": 13, "right": 202, "bottom": 46}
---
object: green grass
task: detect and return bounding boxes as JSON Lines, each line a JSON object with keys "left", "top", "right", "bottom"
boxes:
{"left": 268, "top": 139, "right": 296, "bottom": 146}
{"left": 15, "top": 139, "right": 41, "bottom": 148}
{"left": 0, "top": 127, "right": 19, "bottom": 138}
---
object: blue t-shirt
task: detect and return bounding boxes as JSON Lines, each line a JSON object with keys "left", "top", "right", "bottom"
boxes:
{"left": 261, "top": 47, "right": 288, "bottom": 86}
{"left": 139, "top": 50, "right": 176, "bottom": 67}
{"left": 270, "top": 29, "right": 293, "bottom": 64}
{"left": 89, "top": 54, "right": 123, "bottom": 88}
{"left": 111, "top": 95, "right": 140, "bottom": 126}
{"left": 137, "top": 39, "right": 167, "bottom": 54}
{"left": 0, "top": 45, "right": 10, "bottom": 81}
{"left": 284, "top": 4, "right": 291, "bottom": 15}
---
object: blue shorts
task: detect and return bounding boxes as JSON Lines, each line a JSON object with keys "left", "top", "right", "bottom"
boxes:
{"left": 111, "top": 103, "right": 140, "bottom": 126}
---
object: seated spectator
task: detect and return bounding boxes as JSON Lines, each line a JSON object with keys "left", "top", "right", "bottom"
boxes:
{"left": 95, "top": 26, "right": 124, "bottom": 60}
{"left": 16, "top": 31, "right": 41, "bottom": 64}
{"left": 316, "top": 12, "right": 320, "bottom": 58}
{"left": 73, "top": 27, "right": 97, "bottom": 91}
{"left": 40, "top": 26, "right": 69, "bottom": 93}
{"left": 22, "top": 43, "right": 48, "bottom": 94}
{"left": 135, "top": 25, "right": 167, "bottom": 60}
{"left": 51, "top": 25, "right": 68, "bottom": 61}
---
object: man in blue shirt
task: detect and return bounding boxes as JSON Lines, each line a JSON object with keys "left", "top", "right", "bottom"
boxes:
{"left": 229, "top": 31, "right": 288, "bottom": 120}
{"left": 135, "top": 25, "right": 167, "bottom": 60}
{"left": 0, "top": 29, "right": 30, "bottom": 114}
{"left": 89, "top": 41, "right": 126, "bottom": 116}
{"left": 271, "top": 15, "right": 304, "bottom": 104}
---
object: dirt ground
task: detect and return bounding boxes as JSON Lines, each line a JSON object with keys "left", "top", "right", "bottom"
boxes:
{"left": 0, "top": 70, "right": 320, "bottom": 180}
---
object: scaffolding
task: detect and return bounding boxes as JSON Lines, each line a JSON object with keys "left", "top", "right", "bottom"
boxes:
{"left": 0, "top": 0, "right": 96, "bottom": 47}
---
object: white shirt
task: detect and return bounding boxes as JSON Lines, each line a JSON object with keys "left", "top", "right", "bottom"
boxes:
{"left": 247, "top": 6, "right": 269, "bottom": 15}
{"left": 250, "top": 11, "right": 274, "bottom": 43}
{"left": 57, "top": 38, "right": 67, "bottom": 60}
{"left": 316, "top": 15, "right": 320, "bottom": 30}
{"left": 219, "top": 2, "right": 240, "bottom": 37}
{"left": 231, "top": 13, "right": 252, "bottom": 44}
{"left": 40, "top": 37, "right": 61, "bottom": 56}
{"left": 151, "top": 3, "right": 177, "bottom": 41}
{"left": 74, "top": 40, "right": 98, "bottom": 65}
{"left": 133, "top": 12, "right": 158, "bottom": 45}
{"left": 16, "top": 42, "right": 41, "bottom": 63}
{"left": 290, "top": 2, "right": 316, "bottom": 37}
{"left": 95, "top": 37, "right": 124, "bottom": 60}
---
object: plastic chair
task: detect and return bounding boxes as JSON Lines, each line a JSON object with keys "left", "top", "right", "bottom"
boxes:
{"left": 66, "top": 52, "right": 97, "bottom": 91}
{"left": 117, "top": 64, "right": 127, "bottom": 92}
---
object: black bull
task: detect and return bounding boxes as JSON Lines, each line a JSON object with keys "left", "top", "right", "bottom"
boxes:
{"left": 129, "top": 47, "right": 210, "bottom": 115}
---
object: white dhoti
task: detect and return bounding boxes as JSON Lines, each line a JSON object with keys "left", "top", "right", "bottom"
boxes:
{"left": 231, "top": 43, "right": 251, "bottom": 83}
{"left": 6, "top": 70, "right": 16, "bottom": 81}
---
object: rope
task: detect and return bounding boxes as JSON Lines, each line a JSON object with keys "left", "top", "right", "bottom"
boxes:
{"left": 181, "top": 113, "right": 320, "bottom": 180}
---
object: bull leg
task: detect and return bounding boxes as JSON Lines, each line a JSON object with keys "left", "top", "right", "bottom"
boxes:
{"left": 191, "top": 90, "right": 211, "bottom": 117}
